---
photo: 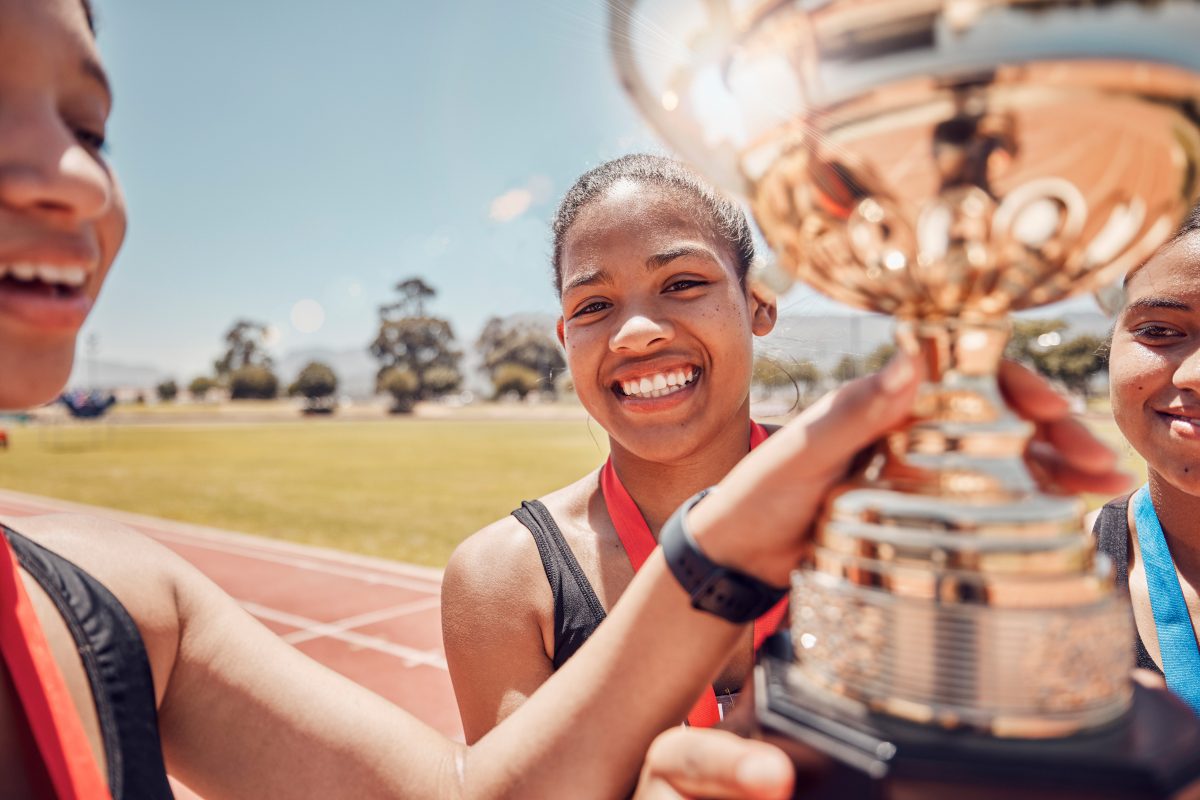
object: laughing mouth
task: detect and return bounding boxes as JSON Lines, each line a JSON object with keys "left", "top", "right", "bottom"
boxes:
{"left": 615, "top": 367, "right": 700, "bottom": 400}
{"left": 0, "top": 262, "right": 89, "bottom": 296}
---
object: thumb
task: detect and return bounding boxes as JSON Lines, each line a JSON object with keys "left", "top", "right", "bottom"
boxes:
{"left": 736, "top": 348, "right": 922, "bottom": 487}
{"left": 691, "top": 350, "right": 922, "bottom": 584}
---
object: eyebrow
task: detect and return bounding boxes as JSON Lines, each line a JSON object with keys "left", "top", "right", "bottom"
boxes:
{"left": 1125, "top": 297, "right": 1193, "bottom": 313}
{"left": 81, "top": 57, "right": 113, "bottom": 105}
{"left": 562, "top": 267, "right": 613, "bottom": 295}
{"left": 646, "top": 245, "right": 719, "bottom": 270}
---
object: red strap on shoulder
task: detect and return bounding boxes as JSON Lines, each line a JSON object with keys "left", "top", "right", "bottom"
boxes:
{"left": 0, "top": 535, "right": 112, "bottom": 799}
{"left": 601, "top": 421, "right": 787, "bottom": 727}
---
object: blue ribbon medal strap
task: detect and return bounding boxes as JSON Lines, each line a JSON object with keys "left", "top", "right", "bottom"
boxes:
{"left": 1132, "top": 484, "right": 1200, "bottom": 714}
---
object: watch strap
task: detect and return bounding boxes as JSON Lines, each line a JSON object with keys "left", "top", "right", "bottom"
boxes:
{"left": 659, "top": 488, "right": 788, "bottom": 624}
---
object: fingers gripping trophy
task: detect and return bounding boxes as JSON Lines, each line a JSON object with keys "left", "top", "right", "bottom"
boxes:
{"left": 609, "top": 1, "right": 1200, "bottom": 797}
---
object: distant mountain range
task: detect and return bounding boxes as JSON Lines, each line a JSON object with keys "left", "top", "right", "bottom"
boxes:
{"left": 67, "top": 310, "right": 1112, "bottom": 395}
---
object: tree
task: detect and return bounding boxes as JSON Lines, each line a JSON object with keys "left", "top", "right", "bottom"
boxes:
{"left": 832, "top": 355, "right": 862, "bottom": 383}
{"left": 289, "top": 361, "right": 338, "bottom": 412}
{"left": 492, "top": 363, "right": 543, "bottom": 399}
{"left": 1006, "top": 319, "right": 1107, "bottom": 396}
{"left": 380, "top": 277, "right": 437, "bottom": 319}
{"left": 156, "top": 379, "right": 178, "bottom": 402}
{"left": 476, "top": 316, "right": 565, "bottom": 398}
{"left": 1036, "top": 334, "right": 1109, "bottom": 398}
{"left": 1006, "top": 319, "right": 1068, "bottom": 364}
{"left": 214, "top": 319, "right": 274, "bottom": 378}
{"left": 379, "top": 366, "right": 420, "bottom": 413}
{"left": 752, "top": 356, "right": 795, "bottom": 391}
{"left": 188, "top": 376, "right": 217, "bottom": 401}
{"left": 864, "top": 343, "right": 897, "bottom": 374}
{"left": 229, "top": 364, "right": 278, "bottom": 400}
{"left": 369, "top": 278, "right": 463, "bottom": 405}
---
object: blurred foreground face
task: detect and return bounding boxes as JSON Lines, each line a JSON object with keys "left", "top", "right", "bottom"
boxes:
{"left": 0, "top": 0, "right": 125, "bottom": 409}
{"left": 1110, "top": 235, "right": 1200, "bottom": 496}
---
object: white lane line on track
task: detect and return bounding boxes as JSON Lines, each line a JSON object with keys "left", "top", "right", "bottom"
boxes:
{"left": 0, "top": 488, "right": 443, "bottom": 583}
{"left": 150, "top": 529, "right": 441, "bottom": 594}
{"left": 282, "top": 596, "right": 443, "bottom": 646}
{"left": 241, "top": 601, "right": 448, "bottom": 670}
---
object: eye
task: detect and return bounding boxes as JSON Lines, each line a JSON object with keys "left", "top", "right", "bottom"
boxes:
{"left": 664, "top": 278, "right": 707, "bottom": 293}
{"left": 73, "top": 126, "right": 108, "bottom": 155}
{"left": 1131, "top": 323, "right": 1185, "bottom": 342}
{"left": 572, "top": 300, "right": 611, "bottom": 318}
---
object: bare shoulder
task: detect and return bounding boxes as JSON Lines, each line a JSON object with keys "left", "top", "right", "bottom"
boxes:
{"left": 4, "top": 513, "right": 184, "bottom": 696}
{"left": 442, "top": 473, "right": 599, "bottom": 639}
{"left": 444, "top": 473, "right": 599, "bottom": 600}
{"left": 6, "top": 513, "right": 182, "bottom": 607}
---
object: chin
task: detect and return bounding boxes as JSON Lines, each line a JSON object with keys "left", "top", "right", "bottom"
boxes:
{"left": 0, "top": 346, "right": 75, "bottom": 411}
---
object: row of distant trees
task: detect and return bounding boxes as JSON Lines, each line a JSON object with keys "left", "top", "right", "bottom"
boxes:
{"left": 156, "top": 281, "right": 1109, "bottom": 413}
{"left": 749, "top": 319, "right": 1109, "bottom": 402}
{"left": 157, "top": 277, "right": 566, "bottom": 414}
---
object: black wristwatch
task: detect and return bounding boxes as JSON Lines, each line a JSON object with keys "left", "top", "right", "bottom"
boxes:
{"left": 659, "top": 488, "right": 788, "bottom": 623}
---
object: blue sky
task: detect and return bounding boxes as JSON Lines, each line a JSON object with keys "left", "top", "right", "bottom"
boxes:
{"left": 83, "top": 0, "right": 868, "bottom": 381}
{"left": 78, "top": 2, "right": 592, "bottom": 376}
{"left": 85, "top": 1, "right": 1095, "bottom": 383}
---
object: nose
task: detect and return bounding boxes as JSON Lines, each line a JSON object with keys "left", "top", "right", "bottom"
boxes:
{"left": 0, "top": 105, "right": 113, "bottom": 224}
{"left": 610, "top": 308, "right": 674, "bottom": 353}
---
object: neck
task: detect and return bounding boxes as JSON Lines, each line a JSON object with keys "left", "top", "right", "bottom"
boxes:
{"left": 1148, "top": 470, "right": 1200, "bottom": 583}
{"left": 607, "top": 412, "right": 754, "bottom": 537}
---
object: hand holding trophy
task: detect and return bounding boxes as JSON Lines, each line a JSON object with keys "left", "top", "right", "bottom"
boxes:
{"left": 609, "top": 1, "right": 1200, "bottom": 796}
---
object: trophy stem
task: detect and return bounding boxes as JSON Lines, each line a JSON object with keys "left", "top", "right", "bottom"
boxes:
{"left": 881, "top": 318, "right": 1035, "bottom": 503}
{"left": 790, "top": 316, "right": 1133, "bottom": 738}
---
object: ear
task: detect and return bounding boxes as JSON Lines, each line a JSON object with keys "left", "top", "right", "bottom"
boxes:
{"left": 749, "top": 288, "right": 777, "bottom": 337}
{"left": 556, "top": 316, "right": 566, "bottom": 346}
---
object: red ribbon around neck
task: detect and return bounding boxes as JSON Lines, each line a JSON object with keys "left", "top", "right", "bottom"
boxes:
{"left": 0, "top": 533, "right": 112, "bottom": 799}
{"left": 600, "top": 421, "right": 789, "bottom": 727}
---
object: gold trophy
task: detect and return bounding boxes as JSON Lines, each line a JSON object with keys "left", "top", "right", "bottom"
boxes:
{"left": 609, "top": 1, "right": 1200, "bottom": 796}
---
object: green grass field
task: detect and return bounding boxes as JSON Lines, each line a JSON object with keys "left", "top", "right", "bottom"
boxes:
{"left": 0, "top": 408, "right": 1147, "bottom": 568}
{"left": 0, "top": 419, "right": 609, "bottom": 566}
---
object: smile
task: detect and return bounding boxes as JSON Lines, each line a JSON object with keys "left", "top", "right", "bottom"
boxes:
{"left": 615, "top": 367, "right": 699, "bottom": 400}
{"left": 1157, "top": 409, "right": 1200, "bottom": 439}
{"left": 0, "top": 262, "right": 89, "bottom": 295}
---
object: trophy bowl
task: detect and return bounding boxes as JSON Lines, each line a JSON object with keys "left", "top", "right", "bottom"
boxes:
{"left": 609, "top": 1, "right": 1200, "bottom": 796}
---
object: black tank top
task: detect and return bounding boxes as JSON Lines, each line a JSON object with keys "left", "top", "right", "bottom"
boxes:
{"left": 512, "top": 501, "right": 607, "bottom": 669}
{"left": 4, "top": 526, "right": 175, "bottom": 799}
{"left": 1092, "top": 496, "right": 1162, "bottom": 675}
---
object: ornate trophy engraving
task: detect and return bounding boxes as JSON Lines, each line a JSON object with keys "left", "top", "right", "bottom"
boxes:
{"left": 609, "top": 1, "right": 1200, "bottom": 796}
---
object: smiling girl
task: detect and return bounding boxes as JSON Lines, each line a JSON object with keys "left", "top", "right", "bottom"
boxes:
{"left": 442, "top": 155, "right": 788, "bottom": 741}
{"left": 1095, "top": 203, "right": 1200, "bottom": 711}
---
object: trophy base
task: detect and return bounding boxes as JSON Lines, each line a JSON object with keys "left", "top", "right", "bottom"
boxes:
{"left": 744, "top": 656, "right": 1200, "bottom": 799}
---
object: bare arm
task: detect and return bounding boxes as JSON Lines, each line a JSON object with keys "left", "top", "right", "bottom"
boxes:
{"left": 157, "top": 557, "right": 461, "bottom": 799}
{"left": 104, "top": 351, "right": 1128, "bottom": 800}
{"left": 441, "top": 518, "right": 556, "bottom": 743}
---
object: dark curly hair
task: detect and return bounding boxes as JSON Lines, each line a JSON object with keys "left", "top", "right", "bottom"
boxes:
{"left": 550, "top": 154, "right": 755, "bottom": 297}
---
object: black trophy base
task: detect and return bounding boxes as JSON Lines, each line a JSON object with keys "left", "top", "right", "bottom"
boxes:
{"left": 736, "top": 657, "right": 1200, "bottom": 799}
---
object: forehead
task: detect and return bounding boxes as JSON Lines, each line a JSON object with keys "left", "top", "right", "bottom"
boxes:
{"left": 1125, "top": 234, "right": 1200, "bottom": 304}
{"left": 561, "top": 180, "right": 722, "bottom": 269}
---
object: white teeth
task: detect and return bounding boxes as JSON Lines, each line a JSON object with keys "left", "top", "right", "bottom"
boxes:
{"left": 0, "top": 262, "right": 88, "bottom": 288}
{"left": 34, "top": 266, "right": 87, "bottom": 287}
{"left": 619, "top": 368, "right": 699, "bottom": 399}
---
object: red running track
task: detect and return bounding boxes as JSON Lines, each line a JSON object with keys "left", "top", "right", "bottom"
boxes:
{"left": 0, "top": 487, "right": 463, "bottom": 794}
